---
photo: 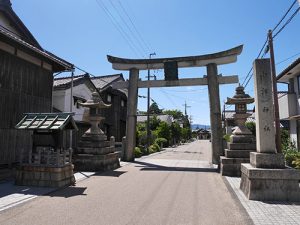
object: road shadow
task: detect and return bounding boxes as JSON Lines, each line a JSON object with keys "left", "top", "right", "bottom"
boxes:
{"left": 47, "top": 186, "right": 87, "bottom": 198}
{"left": 261, "top": 200, "right": 300, "bottom": 206}
{"left": 134, "top": 161, "right": 218, "bottom": 173}
{"left": 93, "top": 170, "right": 127, "bottom": 177}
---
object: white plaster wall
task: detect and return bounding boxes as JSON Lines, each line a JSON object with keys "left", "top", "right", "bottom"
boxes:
{"left": 60, "top": 84, "right": 93, "bottom": 121}
{"left": 279, "top": 94, "right": 290, "bottom": 119}
{"left": 52, "top": 90, "right": 66, "bottom": 112}
{"left": 0, "top": 12, "right": 20, "bottom": 35}
{"left": 279, "top": 93, "right": 298, "bottom": 119}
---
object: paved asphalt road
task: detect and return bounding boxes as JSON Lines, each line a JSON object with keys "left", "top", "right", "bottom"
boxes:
{"left": 0, "top": 140, "right": 252, "bottom": 225}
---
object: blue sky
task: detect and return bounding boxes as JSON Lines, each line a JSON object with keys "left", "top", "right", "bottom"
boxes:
{"left": 13, "top": 0, "right": 300, "bottom": 125}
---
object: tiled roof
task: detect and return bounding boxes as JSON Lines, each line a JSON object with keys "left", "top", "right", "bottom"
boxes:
{"left": 0, "top": 26, "right": 73, "bottom": 71}
{"left": 91, "top": 74, "right": 123, "bottom": 89}
{"left": 0, "top": 1, "right": 73, "bottom": 72}
{"left": 91, "top": 74, "right": 128, "bottom": 97}
{"left": 53, "top": 74, "right": 85, "bottom": 87}
{"left": 277, "top": 57, "right": 300, "bottom": 82}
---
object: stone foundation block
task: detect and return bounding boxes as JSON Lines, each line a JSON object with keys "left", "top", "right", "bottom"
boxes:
{"left": 240, "top": 163, "right": 300, "bottom": 201}
{"left": 225, "top": 149, "right": 255, "bottom": 158}
{"left": 77, "top": 140, "right": 111, "bottom": 148}
{"left": 231, "top": 135, "right": 255, "bottom": 144}
{"left": 73, "top": 152, "right": 120, "bottom": 172}
{"left": 228, "top": 143, "right": 256, "bottom": 150}
{"left": 220, "top": 156, "right": 249, "bottom": 177}
{"left": 76, "top": 146, "right": 114, "bottom": 155}
{"left": 15, "top": 164, "right": 75, "bottom": 188}
{"left": 250, "top": 152, "right": 285, "bottom": 169}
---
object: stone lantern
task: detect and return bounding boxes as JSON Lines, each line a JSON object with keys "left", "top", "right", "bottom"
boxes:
{"left": 226, "top": 85, "right": 254, "bottom": 141}
{"left": 73, "top": 92, "right": 120, "bottom": 171}
{"left": 79, "top": 92, "right": 110, "bottom": 141}
{"left": 220, "top": 85, "right": 256, "bottom": 177}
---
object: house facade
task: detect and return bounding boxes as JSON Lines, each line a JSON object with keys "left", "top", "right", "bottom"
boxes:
{"left": 91, "top": 74, "right": 127, "bottom": 142}
{"left": 277, "top": 58, "right": 300, "bottom": 148}
{"left": 0, "top": 0, "right": 73, "bottom": 168}
{"left": 53, "top": 73, "right": 128, "bottom": 143}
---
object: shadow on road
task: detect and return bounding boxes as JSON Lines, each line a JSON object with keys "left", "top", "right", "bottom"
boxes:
{"left": 47, "top": 186, "right": 87, "bottom": 198}
{"left": 134, "top": 161, "right": 218, "bottom": 173}
{"left": 93, "top": 170, "right": 127, "bottom": 177}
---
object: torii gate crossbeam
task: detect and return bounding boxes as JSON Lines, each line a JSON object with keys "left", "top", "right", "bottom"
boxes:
{"left": 107, "top": 45, "right": 243, "bottom": 165}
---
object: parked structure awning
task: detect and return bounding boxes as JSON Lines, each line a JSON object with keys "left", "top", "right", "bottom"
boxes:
{"left": 15, "top": 113, "right": 78, "bottom": 130}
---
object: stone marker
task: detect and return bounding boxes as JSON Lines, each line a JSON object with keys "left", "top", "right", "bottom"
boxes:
{"left": 240, "top": 59, "right": 300, "bottom": 201}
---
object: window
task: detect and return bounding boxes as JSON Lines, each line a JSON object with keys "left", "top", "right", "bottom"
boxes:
{"left": 121, "top": 99, "right": 125, "bottom": 107}
{"left": 73, "top": 96, "right": 86, "bottom": 109}
{"left": 297, "top": 75, "right": 300, "bottom": 95}
{"left": 107, "top": 94, "right": 112, "bottom": 103}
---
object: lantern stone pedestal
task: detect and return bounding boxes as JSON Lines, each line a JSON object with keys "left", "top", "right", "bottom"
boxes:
{"left": 73, "top": 92, "right": 120, "bottom": 172}
{"left": 221, "top": 86, "right": 256, "bottom": 177}
{"left": 240, "top": 59, "right": 300, "bottom": 201}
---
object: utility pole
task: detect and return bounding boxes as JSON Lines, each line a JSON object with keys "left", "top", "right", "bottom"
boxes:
{"left": 147, "top": 52, "right": 156, "bottom": 153}
{"left": 183, "top": 101, "right": 191, "bottom": 117}
{"left": 268, "top": 29, "right": 282, "bottom": 153}
{"left": 69, "top": 68, "right": 75, "bottom": 150}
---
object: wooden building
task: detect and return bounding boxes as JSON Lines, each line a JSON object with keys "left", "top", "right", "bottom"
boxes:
{"left": 53, "top": 73, "right": 128, "bottom": 143}
{"left": 0, "top": 0, "right": 73, "bottom": 171}
{"left": 91, "top": 74, "right": 127, "bottom": 142}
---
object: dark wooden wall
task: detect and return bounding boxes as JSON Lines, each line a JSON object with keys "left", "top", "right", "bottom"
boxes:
{"left": 0, "top": 49, "right": 53, "bottom": 166}
{"left": 100, "top": 88, "right": 127, "bottom": 142}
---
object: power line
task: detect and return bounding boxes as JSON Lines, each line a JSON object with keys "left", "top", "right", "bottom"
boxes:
{"left": 276, "top": 51, "right": 300, "bottom": 65}
{"left": 273, "top": 6, "right": 300, "bottom": 39}
{"left": 95, "top": 0, "right": 143, "bottom": 57}
{"left": 109, "top": 0, "right": 147, "bottom": 57}
{"left": 242, "top": 1, "right": 300, "bottom": 88}
{"left": 117, "top": 0, "right": 153, "bottom": 52}
{"left": 272, "top": 0, "right": 298, "bottom": 32}
{"left": 107, "top": 0, "right": 148, "bottom": 57}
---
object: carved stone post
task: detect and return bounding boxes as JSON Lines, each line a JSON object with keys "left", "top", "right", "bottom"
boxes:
{"left": 240, "top": 59, "right": 300, "bottom": 201}
{"left": 207, "top": 63, "right": 222, "bottom": 165}
{"left": 124, "top": 68, "right": 139, "bottom": 161}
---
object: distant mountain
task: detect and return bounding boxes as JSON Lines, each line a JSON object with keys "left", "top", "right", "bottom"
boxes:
{"left": 191, "top": 124, "right": 210, "bottom": 130}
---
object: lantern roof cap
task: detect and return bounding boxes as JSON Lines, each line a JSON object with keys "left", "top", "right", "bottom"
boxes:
{"left": 78, "top": 92, "right": 111, "bottom": 109}
{"left": 226, "top": 85, "right": 254, "bottom": 105}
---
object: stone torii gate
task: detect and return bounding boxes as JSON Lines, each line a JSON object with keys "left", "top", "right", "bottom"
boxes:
{"left": 107, "top": 45, "right": 243, "bottom": 164}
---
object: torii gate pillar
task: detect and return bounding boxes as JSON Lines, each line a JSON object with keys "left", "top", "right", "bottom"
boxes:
{"left": 207, "top": 63, "right": 223, "bottom": 164}
{"left": 124, "top": 68, "right": 139, "bottom": 161}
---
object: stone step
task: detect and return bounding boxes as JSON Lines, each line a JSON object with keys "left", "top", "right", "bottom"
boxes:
{"left": 228, "top": 143, "right": 256, "bottom": 150}
{"left": 78, "top": 140, "right": 111, "bottom": 148}
{"left": 220, "top": 163, "right": 242, "bottom": 177}
{"left": 76, "top": 146, "right": 115, "bottom": 155}
{"left": 225, "top": 149, "right": 255, "bottom": 158}
{"left": 220, "top": 156, "right": 250, "bottom": 164}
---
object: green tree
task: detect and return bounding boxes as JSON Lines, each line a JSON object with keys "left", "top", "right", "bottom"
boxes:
{"left": 149, "top": 102, "right": 162, "bottom": 114}
{"left": 163, "top": 109, "right": 184, "bottom": 120}
{"left": 171, "top": 122, "right": 182, "bottom": 144}
{"left": 150, "top": 115, "right": 161, "bottom": 130}
{"left": 155, "top": 121, "right": 171, "bottom": 144}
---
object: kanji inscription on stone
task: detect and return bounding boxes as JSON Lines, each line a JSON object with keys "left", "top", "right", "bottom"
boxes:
{"left": 253, "top": 59, "right": 276, "bottom": 153}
